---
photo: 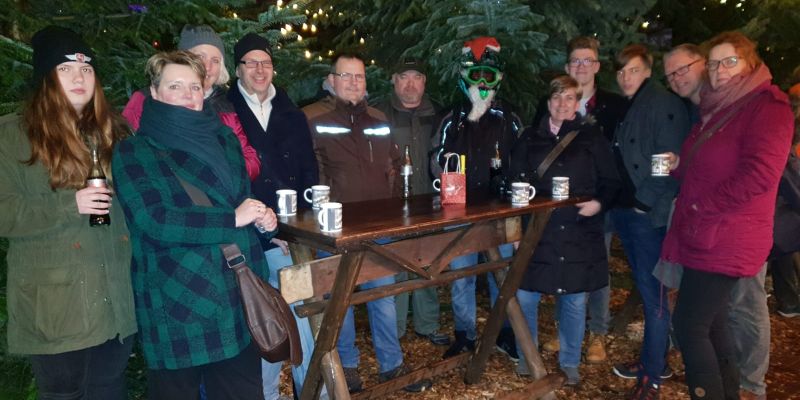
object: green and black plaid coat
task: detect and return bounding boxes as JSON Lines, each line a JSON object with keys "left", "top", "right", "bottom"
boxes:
{"left": 113, "top": 109, "right": 274, "bottom": 370}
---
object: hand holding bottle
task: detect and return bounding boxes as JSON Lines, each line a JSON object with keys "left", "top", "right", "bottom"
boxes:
{"left": 76, "top": 186, "right": 112, "bottom": 215}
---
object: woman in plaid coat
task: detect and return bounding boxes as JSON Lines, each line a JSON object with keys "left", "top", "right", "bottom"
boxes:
{"left": 113, "top": 51, "right": 277, "bottom": 399}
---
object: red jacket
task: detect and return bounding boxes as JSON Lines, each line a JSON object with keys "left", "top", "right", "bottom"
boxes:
{"left": 661, "top": 82, "right": 794, "bottom": 277}
{"left": 122, "top": 88, "right": 261, "bottom": 181}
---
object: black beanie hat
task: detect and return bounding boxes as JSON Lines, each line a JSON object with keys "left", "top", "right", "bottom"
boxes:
{"left": 31, "top": 26, "right": 96, "bottom": 85}
{"left": 233, "top": 33, "right": 272, "bottom": 63}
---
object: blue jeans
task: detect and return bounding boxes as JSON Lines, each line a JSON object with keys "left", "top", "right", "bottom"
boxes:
{"left": 319, "top": 238, "right": 404, "bottom": 374}
{"left": 517, "top": 290, "right": 587, "bottom": 368}
{"left": 261, "top": 247, "right": 328, "bottom": 400}
{"left": 610, "top": 208, "right": 670, "bottom": 383}
{"left": 449, "top": 243, "right": 514, "bottom": 340}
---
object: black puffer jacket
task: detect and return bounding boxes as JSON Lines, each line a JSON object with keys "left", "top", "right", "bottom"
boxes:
{"left": 512, "top": 116, "right": 621, "bottom": 294}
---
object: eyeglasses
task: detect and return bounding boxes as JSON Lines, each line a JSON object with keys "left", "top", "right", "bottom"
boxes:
{"left": 665, "top": 59, "right": 703, "bottom": 82}
{"left": 331, "top": 72, "right": 366, "bottom": 82}
{"left": 240, "top": 60, "right": 273, "bottom": 69}
{"left": 568, "top": 58, "right": 599, "bottom": 67}
{"left": 462, "top": 65, "right": 502, "bottom": 87}
{"left": 706, "top": 56, "right": 739, "bottom": 72}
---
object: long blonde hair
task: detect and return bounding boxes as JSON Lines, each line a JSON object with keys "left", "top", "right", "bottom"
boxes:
{"left": 23, "top": 70, "right": 128, "bottom": 189}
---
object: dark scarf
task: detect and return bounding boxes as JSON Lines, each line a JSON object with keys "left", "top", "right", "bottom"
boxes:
{"left": 699, "top": 63, "right": 773, "bottom": 124}
{"left": 138, "top": 97, "right": 234, "bottom": 193}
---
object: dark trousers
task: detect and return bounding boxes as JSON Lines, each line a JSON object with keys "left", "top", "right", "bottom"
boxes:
{"left": 147, "top": 343, "right": 262, "bottom": 400}
{"left": 673, "top": 268, "right": 739, "bottom": 400}
{"left": 28, "top": 334, "right": 134, "bottom": 400}
{"left": 771, "top": 251, "right": 800, "bottom": 311}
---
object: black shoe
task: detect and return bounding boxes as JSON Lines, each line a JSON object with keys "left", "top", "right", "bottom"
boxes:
{"left": 613, "top": 361, "right": 673, "bottom": 380}
{"left": 443, "top": 330, "right": 475, "bottom": 358}
{"left": 379, "top": 364, "right": 432, "bottom": 393}
{"left": 495, "top": 327, "right": 519, "bottom": 362}
{"left": 415, "top": 330, "right": 451, "bottom": 346}
{"left": 343, "top": 367, "right": 363, "bottom": 393}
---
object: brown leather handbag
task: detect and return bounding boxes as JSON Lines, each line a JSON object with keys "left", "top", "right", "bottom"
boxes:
{"left": 177, "top": 176, "right": 302, "bottom": 365}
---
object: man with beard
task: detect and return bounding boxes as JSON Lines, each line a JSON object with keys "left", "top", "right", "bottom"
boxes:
{"left": 432, "top": 37, "right": 522, "bottom": 360}
{"left": 375, "top": 57, "right": 449, "bottom": 346}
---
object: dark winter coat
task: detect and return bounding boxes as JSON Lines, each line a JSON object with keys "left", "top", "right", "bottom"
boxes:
{"left": 613, "top": 79, "right": 690, "bottom": 228}
{"left": 227, "top": 81, "right": 319, "bottom": 216}
{"left": 432, "top": 102, "right": 523, "bottom": 192}
{"left": 513, "top": 116, "right": 621, "bottom": 294}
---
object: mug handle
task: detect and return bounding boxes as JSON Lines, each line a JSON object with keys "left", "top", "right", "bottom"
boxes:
{"left": 432, "top": 178, "right": 441, "bottom": 192}
{"left": 317, "top": 208, "right": 327, "bottom": 228}
{"left": 528, "top": 186, "right": 536, "bottom": 200}
{"left": 304, "top": 188, "right": 314, "bottom": 203}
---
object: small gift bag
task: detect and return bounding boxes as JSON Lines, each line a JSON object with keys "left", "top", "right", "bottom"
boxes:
{"left": 439, "top": 152, "right": 466, "bottom": 205}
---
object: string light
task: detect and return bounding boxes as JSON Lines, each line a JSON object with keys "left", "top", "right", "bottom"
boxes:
{"left": 305, "top": 50, "right": 312, "bottom": 59}
{"left": 280, "top": 28, "right": 287, "bottom": 35}
{"left": 641, "top": 21, "right": 650, "bottom": 29}
{"left": 359, "top": 37, "right": 365, "bottom": 45}
{"left": 302, "top": 23, "right": 308, "bottom": 31}
{"left": 311, "top": 24, "right": 317, "bottom": 33}
{"left": 232, "top": 12, "right": 238, "bottom": 19}
{"left": 328, "top": 50, "right": 334, "bottom": 56}
{"left": 285, "top": 24, "right": 293, "bottom": 32}
{"left": 297, "top": 35, "right": 303, "bottom": 42}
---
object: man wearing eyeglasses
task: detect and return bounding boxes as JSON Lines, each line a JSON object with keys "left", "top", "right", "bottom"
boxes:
{"left": 303, "top": 53, "right": 431, "bottom": 394}
{"left": 663, "top": 43, "right": 771, "bottom": 400}
{"left": 663, "top": 43, "right": 706, "bottom": 123}
{"left": 226, "top": 33, "right": 323, "bottom": 400}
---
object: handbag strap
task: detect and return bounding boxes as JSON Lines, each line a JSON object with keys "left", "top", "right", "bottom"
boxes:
{"left": 535, "top": 130, "right": 579, "bottom": 179}
{"left": 684, "top": 91, "right": 759, "bottom": 169}
{"left": 174, "top": 175, "right": 247, "bottom": 270}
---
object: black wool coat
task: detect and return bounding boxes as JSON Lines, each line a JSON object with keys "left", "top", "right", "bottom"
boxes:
{"left": 512, "top": 116, "right": 621, "bottom": 294}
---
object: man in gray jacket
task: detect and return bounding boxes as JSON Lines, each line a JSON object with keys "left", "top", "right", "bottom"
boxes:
{"left": 375, "top": 57, "right": 449, "bottom": 346}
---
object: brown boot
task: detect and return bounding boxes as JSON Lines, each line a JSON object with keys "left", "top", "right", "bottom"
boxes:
{"left": 585, "top": 333, "right": 607, "bottom": 363}
{"left": 542, "top": 337, "right": 560, "bottom": 352}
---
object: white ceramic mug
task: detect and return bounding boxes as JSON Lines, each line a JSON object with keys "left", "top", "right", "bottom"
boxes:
{"left": 317, "top": 202, "right": 343, "bottom": 232}
{"left": 276, "top": 189, "right": 297, "bottom": 216}
{"left": 432, "top": 178, "right": 441, "bottom": 192}
{"left": 510, "top": 182, "right": 536, "bottom": 206}
{"left": 552, "top": 177, "right": 570, "bottom": 200}
{"left": 651, "top": 154, "right": 671, "bottom": 177}
{"left": 303, "top": 185, "right": 331, "bottom": 209}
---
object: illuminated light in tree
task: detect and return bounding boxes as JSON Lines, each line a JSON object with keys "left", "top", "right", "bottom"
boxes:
{"left": 297, "top": 35, "right": 303, "bottom": 42}
{"left": 311, "top": 25, "right": 317, "bottom": 33}
{"left": 280, "top": 28, "right": 287, "bottom": 35}
{"left": 305, "top": 50, "right": 312, "bottom": 59}
{"left": 302, "top": 23, "right": 308, "bottom": 31}
{"left": 285, "top": 24, "right": 293, "bottom": 32}
{"left": 359, "top": 37, "right": 365, "bottom": 45}
{"left": 720, "top": 0, "right": 727, "bottom": 4}
{"left": 641, "top": 21, "right": 650, "bottom": 29}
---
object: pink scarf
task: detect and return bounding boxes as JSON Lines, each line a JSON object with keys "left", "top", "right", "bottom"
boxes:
{"left": 699, "top": 63, "right": 772, "bottom": 124}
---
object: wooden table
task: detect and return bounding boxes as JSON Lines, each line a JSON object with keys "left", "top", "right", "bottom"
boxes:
{"left": 277, "top": 192, "right": 577, "bottom": 400}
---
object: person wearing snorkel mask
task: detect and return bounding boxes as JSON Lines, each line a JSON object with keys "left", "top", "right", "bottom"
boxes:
{"left": 431, "top": 37, "right": 523, "bottom": 361}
